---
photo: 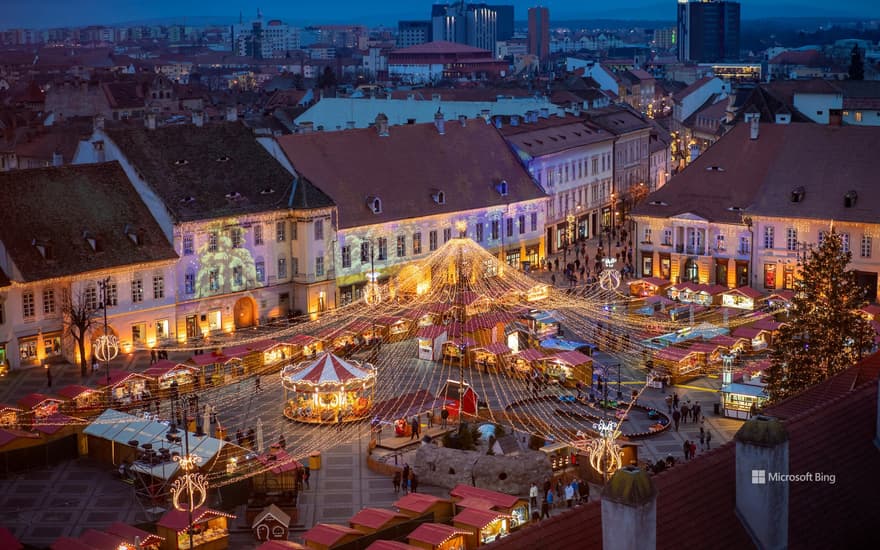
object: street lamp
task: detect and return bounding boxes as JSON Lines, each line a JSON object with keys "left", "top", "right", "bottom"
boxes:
{"left": 94, "top": 278, "right": 118, "bottom": 387}
{"left": 170, "top": 394, "right": 207, "bottom": 550}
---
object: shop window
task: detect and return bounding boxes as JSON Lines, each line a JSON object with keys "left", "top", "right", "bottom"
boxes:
{"left": 764, "top": 263, "right": 776, "bottom": 290}
{"left": 156, "top": 319, "right": 169, "bottom": 340}
{"left": 208, "top": 310, "right": 221, "bottom": 332}
{"left": 132, "top": 323, "right": 146, "bottom": 344}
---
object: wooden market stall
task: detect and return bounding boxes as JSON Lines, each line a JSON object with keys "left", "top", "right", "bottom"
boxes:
{"left": 145, "top": 361, "right": 201, "bottom": 395}
{"left": 104, "top": 522, "right": 165, "bottom": 550}
{"left": 448, "top": 485, "right": 528, "bottom": 530}
{"left": 651, "top": 347, "right": 704, "bottom": 384}
{"left": 375, "top": 315, "right": 413, "bottom": 342}
{"left": 452, "top": 507, "right": 511, "bottom": 548}
{"left": 469, "top": 343, "right": 511, "bottom": 374}
{"left": 186, "top": 353, "right": 227, "bottom": 388}
{"left": 720, "top": 382, "right": 768, "bottom": 420}
{"left": 511, "top": 348, "right": 544, "bottom": 379}
{"left": 731, "top": 326, "right": 773, "bottom": 352}
{"left": 349, "top": 507, "right": 409, "bottom": 535}
{"left": 720, "top": 286, "right": 765, "bottom": 310}
{"left": 281, "top": 352, "right": 376, "bottom": 423}
{"left": 365, "top": 541, "right": 422, "bottom": 550}
{"left": 252, "top": 504, "right": 291, "bottom": 543}
{"left": 407, "top": 523, "right": 469, "bottom": 550}
{"left": 438, "top": 380, "right": 478, "bottom": 419}
{"left": 535, "top": 351, "right": 593, "bottom": 387}
{"left": 247, "top": 447, "right": 301, "bottom": 525}
{"left": 17, "top": 393, "right": 63, "bottom": 423}
{"left": 519, "top": 310, "right": 560, "bottom": 342}
{"left": 461, "top": 313, "right": 507, "bottom": 346}
{"left": 628, "top": 277, "right": 672, "bottom": 298}
{"left": 100, "top": 371, "right": 154, "bottom": 405}
{"left": 0, "top": 404, "right": 22, "bottom": 428}
{"left": 56, "top": 384, "right": 104, "bottom": 417}
{"left": 441, "top": 337, "right": 476, "bottom": 364}
{"left": 156, "top": 507, "right": 235, "bottom": 550}
{"left": 417, "top": 326, "right": 448, "bottom": 361}
{"left": 279, "top": 334, "right": 323, "bottom": 359}
{"left": 302, "top": 523, "right": 363, "bottom": 550}
{"left": 394, "top": 493, "right": 454, "bottom": 523}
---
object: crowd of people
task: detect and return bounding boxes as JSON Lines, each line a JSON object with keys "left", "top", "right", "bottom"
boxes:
{"left": 530, "top": 476, "right": 590, "bottom": 521}
{"left": 543, "top": 229, "right": 637, "bottom": 288}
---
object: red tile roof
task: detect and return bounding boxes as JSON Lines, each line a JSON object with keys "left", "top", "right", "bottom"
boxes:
{"left": 0, "top": 527, "right": 22, "bottom": 550}
{"left": 453, "top": 507, "right": 505, "bottom": 528}
{"left": 365, "top": 541, "right": 421, "bottom": 550}
{"left": 17, "top": 393, "right": 59, "bottom": 410}
{"left": 78, "top": 528, "right": 128, "bottom": 549}
{"left": 50, "top": 537, "right": 94, "bottom": 550}
{"left": 276, "top": 121, "right": 545, "bottom": 230}
{"left": 514, "top": 348, "right": 544, "bottom": 362}
{"left": 546, "top": 350, "right": 592, "bottom": 366}
{"left": 0, "top": 428, "right": 39, "bottom": 449}
{"left": 257, "top": 541, "right": 308, "bottom": 550}
{"left": 157, "top": 507, "right": 234, "bottom": 531}
{"left": 349, "top": 508, "right": 406, "bottom": 530}
{"left": 55, "top": 385, "right": 96, "bottom": 400}
{"left": 393, "top": 41, "right": 490, "bottom": 55}
{"left": 450, "top": 484, "right": 520, "bottom": 509}
{"left": 394, "top": 492, "right": 449, "bottom": 513}
{"left": 104, "top": 522, "right": 164, "bottom": 546}
{"left": 408, "top": 523, "right": 469, "bottom": 546}
{"left": 303, "top": 523, "right": 363, "bottom": 546}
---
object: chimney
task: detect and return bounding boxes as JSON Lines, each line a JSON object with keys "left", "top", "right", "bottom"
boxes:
{"left": 52, "top": 150, "right": 63, "bottom": 167}
{"left": 494, "top": 116, "right": 502, "bottom": 129}
{"left": 345, "top": 120, "right": 356, "bottom": 130}
{"left": 601, "top": 466, "right": 657, "bottom": 550}
{"left": 375, "top": 113, "right": 389, "bottom": 137}
{"left": 145, "top": 113, "right": 156, "bottom": 130}
{"left": 735, "top": 415, "right": 789, "bottom": 550}
{"left": 540, "top": 107, "right": 550, "bottom": 118}
{"left": 510, "top": 115, "right": 520, "bottom": 126}
{"left": 434, "top": 110, "right": 445, "bottom": 135}
{"left": 92, "top": 140, "right": 105, "bottom": 163}
{"left": 480, "top": 108, "right": 491, "bottom": 121}
{"left": 226, "top": 105, "right": 238, "bottom": 122}
{"left": 458, "top": 115, "right": 467, "bottom": 127}
{"left": 192, "top": 110, "right": 205, "bottom": 127}
{"left": 93, "top": 114, "right": 105, "bottom": 132}
{"left": 749, "top": 117, "right": 759, "bottom": 140}
{"left": 431, "top": 93, "right": 441, "bottom": 102}
{"left": 299, "top": 121, "right": 314, "bottom": 133}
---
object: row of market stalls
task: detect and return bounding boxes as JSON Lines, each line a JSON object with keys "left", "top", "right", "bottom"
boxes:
{"left": 301, "top": 484, "right": 528, "bottom": 550}
{"left": 628, "top": 279, "right": 774, "bottom": 311}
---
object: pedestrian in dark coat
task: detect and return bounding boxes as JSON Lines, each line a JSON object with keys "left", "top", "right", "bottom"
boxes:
{"left": 672, "top": 409, "right": 681, "bottom": 431}
{"left": 392, "top": 471, "right": 401, "bottom": 493}
{"left": 706, "top": 430, "right": 713, "bottom": 449}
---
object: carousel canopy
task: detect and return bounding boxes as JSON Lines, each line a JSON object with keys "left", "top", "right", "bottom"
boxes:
{"left": 286, "top": 352, "right": 374, "bottom": 385}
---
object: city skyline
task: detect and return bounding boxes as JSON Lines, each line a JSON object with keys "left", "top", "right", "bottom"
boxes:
{"left": 2, "top": 0, "right": 878, "bottom": 30}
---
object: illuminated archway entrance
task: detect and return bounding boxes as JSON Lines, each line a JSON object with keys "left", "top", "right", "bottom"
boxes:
{"left": 233, "top": 297, "right": 257, "bottom": 329}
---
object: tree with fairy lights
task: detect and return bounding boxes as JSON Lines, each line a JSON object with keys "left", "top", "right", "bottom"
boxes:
{"left": 767, "top": 228, "right": 875, "bottom": 402}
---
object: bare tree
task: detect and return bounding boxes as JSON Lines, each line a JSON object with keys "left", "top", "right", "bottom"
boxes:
{"left": 61, "top": 287, "right": 99, "bottom": 377}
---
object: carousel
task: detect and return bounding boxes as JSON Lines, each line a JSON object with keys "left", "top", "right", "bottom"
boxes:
{"left": 281, "top": 352, "right": 376, "bottom": 424}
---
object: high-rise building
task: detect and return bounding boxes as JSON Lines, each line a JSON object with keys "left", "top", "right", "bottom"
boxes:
{"left": 431, "top": 2, "right": 512, "bottom": 55}
{"left": 528, "top": 6, "right": 550, "bottom": 61}
{"left": 397, "top": 20, "right": 432, "bottom": 48}
{"left": 677, "top": 0, "right": 740, "bottom": 63}
{"left": 234, "top": 12, "right": 300, "bottom": 58}
{"left": 653, "top": 27, "right": 676, "bottom": 51}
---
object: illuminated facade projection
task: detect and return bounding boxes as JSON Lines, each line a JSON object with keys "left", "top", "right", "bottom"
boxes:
{"left": 272, "top": 113, "right": 546, "bottom": 304}
{"left": 0, "top": 163, "right": 178, "bottom": 371}
{"left": 74, "top": 117, "right": 337, "bottom": 344}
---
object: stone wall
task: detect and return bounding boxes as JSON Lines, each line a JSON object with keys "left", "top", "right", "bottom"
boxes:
{"left": 413, "top": 443, "right": 552, "bottom": 495}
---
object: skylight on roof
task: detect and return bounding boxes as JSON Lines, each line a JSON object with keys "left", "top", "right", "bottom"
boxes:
{"left": 216, "top": 155, "right": 231, "bottom": 162}
{"left": 174, "top": 159, "right": 188, "bottom": 166}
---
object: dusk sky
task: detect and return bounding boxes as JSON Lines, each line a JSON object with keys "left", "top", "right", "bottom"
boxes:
{"left": 2, "top": 0, "right": 877, "bottom": 29}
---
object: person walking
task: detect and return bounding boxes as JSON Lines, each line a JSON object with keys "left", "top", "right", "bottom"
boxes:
{"left": 690, "top": 440, "right": 697, "bottom": 459}
{"left": 255, "top": 376, "right": 262, "bottom": 393}
{"left": 672, "top": 409, "right": 681, "bottom": 431}
{"left": 683, "top": 440, "right": 691, "bottom": 460}
{"left": 680, "top": 404, "right": 690, "bottom": 424}
{"left": 665, "top": 394, "right": 673, "bottom": 413}
{"left": 546, "top": 489, "right": 554, "bottom": 512}
{"left": 706, "top": 430, "right": 713, "bottom": 450}
{"left": 564, "top": 482, "right": 574, "bottom": 508}
{"left": 540, "top": 494, "right": 550, "bottom": 519}
{"left": 402, "top": 464, "right": 410, "bottom": 493}
{"left": 672, "top": 392, "right": 679, "bottom": 409}
{"left": 529, "top": 482, "right": 539, "bottom": 512}
{"left": 426, "top": 409, "right": 434, "bottom": 428}
{"left": 392, "top": 471, "right": 401, "bottom": 494}
{"left": 303, "top": 466, "right": 310, "bottom": 489}
{"left": 410, "top": 472, "right": 419, "bottom": 493}
{"left": 150, "top": 349, "right": 157, "bottom": 365}
{"left": 410, "top": 416, "right": 420, "bottom": 440}
{"left": 440, "top": 406, "right": 449, "bottom": 429}
{"left": 45, "top": 365, "right": 52, "bottom": 388}
{"left": 699, "top": 427, "right": 706, "bottom": 450}
{"left": 693, "top": 402, "right": 702, "bottom": 423}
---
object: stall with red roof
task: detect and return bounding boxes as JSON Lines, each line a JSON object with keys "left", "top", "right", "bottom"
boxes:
{"left": 469, "top": 342, "right": 511, "bottom": 374}
{"left": 18, "top": 393, "right": 63, "bottom": 421}
{"left": 302, "top": 523, "right": 363, "bottom": 550}
{"left": 156, "top": 507, "right": 235, "bottom": 550}
{"left": 56, "top": 384, "right": 103, "bottom": 416}
{"left": 452, "top": 507, "right": 511, "bottom": 547}
{"left": 449, "top": 484, "right": 528, "bottom": 530}
{"left": 375, "top": 315, "right": 413, "bottom": 342}
{"left": 281, "top": 352, "right": 376, "bottom": 423}
{"left": 394, "top": 493, "right": 454, "bottom": 523}
{"left": 247, "top": 447, "right": 301, "bottom": 525}
{"left": 349, "top": 507, "right": 409, "bottom": 535}
{"left": 511, "top": 348, "right": 544, "bottom": 378}
{"left": 535, "top": 351, "right": 593, "bottom": 386}
{"left": 628, "top": 276, "right": 672, "bottom": 297}
{"left": 442, "top": 336, "right": 476, "bottom": 364}
{"left": 407, "top": 523, "right": 469, "bottom": 550}
{"left": 145, "top": 361, "right": 201, "bottom": 395}
{"left": 0, "top": 404, "right": 22, "bottom": 428}
{"left": 439, "top": 380, "right": 478, "bottom": 419}
{"left": 100, "top": 371, "right": 154, "bottom": 404}
{"left": 720, "top": 286, "right": 764, "bottom": 310}
{"left": 417, "top": 325, "right": 448, "bottom": 361}
{"left": 651, "top": 346, "right": 705, "bottom": 384}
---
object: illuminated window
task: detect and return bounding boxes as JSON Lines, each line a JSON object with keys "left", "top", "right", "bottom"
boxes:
{"left": 531, "top": 212, "right": 538, "bottom": 232}
{"left": 786, "top": 228, "right": 797, "bottom": 251}
{"left": 153, "top": 275, "right": 164, "bottom": 299}
{"left": 208, "top": 269, "right": 219, "bottom": 291}
{"left": 491, "top": 220, "right": 500, "bottom": 240}
{"left": 131, "top": 277, "right": 144, "bottom": 303}
{"left": 208, "top": 231, "right": 218, "bottom": 252}
{"left": 276, "top": 221, "right": 286, "bottom": 242}
{"left": 861, "top": 235, "right": 872, "bottom": 258}
{"left": 377, "top": 238, "right": 387, "bottom": 260}
{"left": 506, "top": 218, "right": 513, "bottom": 238}
{"left": 132, "top": 323, "right": 145, "bottom": 344}
{"left": 475, "top": 223, "right": 483, "bottom": 242}
{"left": 231, "top": 227, "right": 242, "bottom": 248}
{"left": 429, "top": 230, "right": 438, "bottom": 251}
{"left": 855, "top": 112, "right": 863, "bottom": 122}
{"left": 255, "top": 261, "right": 265, "bottom": 282}
{"left": 314, "top": 219, "right": 324, "bottom": 240}
{"left": 413, "top": 232, "right": 422, "bottom": 254}
{"left": 156, "top": 319, "right": 168, "bottom": 340}
{"left": 183, "top": 234, "right": 194, "bottom": 255}
{"left": 360, "top": 242, "right": 371, "bottom": 263}
{"left": 341, "top": 246, "right": 351, "bottom": 268}
{"left": 106, "top": 281, "right": 118, "bottom": 306}
{"left": 443, "top": 228, "right": 452, "bottom": 242}
{"left": 518, "top": 215, "right": 525, "bottom": 235}
{"left": 277, "top": 257, "right": 288, "bottom": 279}
{"left": 397, "top": 235, "right": 406, "bottom": 257}
{"left": 763, "top": 263, "right": 776, "bottom": 290}
{"left": 22, "top": 291, "right": 35, "bottom": 319}
{"left": 185, "top": 271, "right": 195, "bottom": 294}
{"left": 316, "top": 256, "right": 324, "bottom": 277}
{"left": 253, "top": 224, "right": 263, "bottom": 245}
{"left": 763, "top": 226, "right": 774, "bottom": 249}
{"left": 232, "top": 266, "right": 243, "bottom": 287}
{"left": 42, "top": 289, "right": 55, "bottom": 315}
{"left": 841, "top": 233, "right": 850, "bottom": 254}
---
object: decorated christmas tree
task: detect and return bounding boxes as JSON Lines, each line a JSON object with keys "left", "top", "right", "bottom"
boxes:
{"left": 767, "top": 228, "right": 875, "bottom": 402}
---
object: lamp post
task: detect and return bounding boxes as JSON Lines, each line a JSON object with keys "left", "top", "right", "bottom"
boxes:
{"left": 614, "top": 363, "right": 622, "bottom": 399}
{"left": 170, "top": 394, "right": 207, "bottom": 550}
{"left": 94, "top": 278, "right": 118, "bottom": 388}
